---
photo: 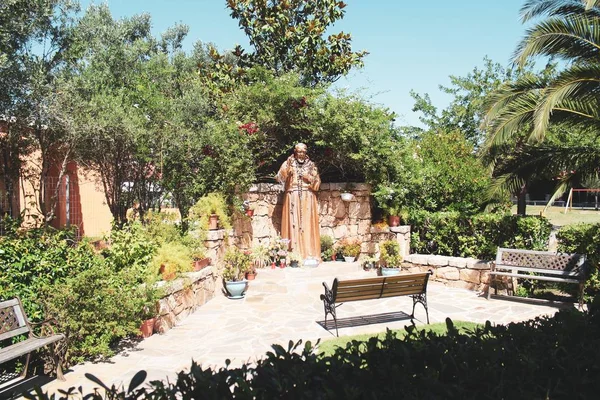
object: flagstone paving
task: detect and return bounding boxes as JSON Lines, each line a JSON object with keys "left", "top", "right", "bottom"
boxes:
{"left": 40, "top": 261, "right": 572, "bottom": 396}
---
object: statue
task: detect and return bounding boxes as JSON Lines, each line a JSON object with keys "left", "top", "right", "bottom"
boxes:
{"left": 277, "top": 143, "right": 321, "bottom": 261}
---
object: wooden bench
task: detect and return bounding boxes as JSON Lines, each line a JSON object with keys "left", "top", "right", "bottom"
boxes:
{"left": 0, "top": 298, "right": 65, "bottom": 380}
{"left": 320, "top": 271, "right": 433, "bottom": 336}
{"left": 487, "top": 248, "right": 588, "bottom": 306}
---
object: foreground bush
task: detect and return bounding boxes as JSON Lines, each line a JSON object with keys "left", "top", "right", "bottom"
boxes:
{"left": 29, "top": 306, "right": 600, "bottom": 399}
{"left": 409, "top": 211, "right": 552, "bottom": 259}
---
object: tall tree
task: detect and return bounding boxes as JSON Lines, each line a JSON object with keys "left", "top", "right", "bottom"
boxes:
{"left": 226, "top": 0, "right": 368, "bottom": 87}
{"left": 0, "top": 0, "right": 80, "bottom": 222}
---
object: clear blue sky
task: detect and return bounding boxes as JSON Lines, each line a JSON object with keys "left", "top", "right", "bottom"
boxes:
{"left": 82, "top": 0, "right": 530, "bottom": 126}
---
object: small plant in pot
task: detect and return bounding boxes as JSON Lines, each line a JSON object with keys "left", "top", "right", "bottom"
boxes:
{"left": 338, "top": 238, "right": 361, "bottom": 262}
{"left": 380, "top": 239, "right": 402, "bottom": 276}
{"left": 138, "top": 283, "right": 161, "bottom": 338}
{"left": 222, "top": 247, "right": 251, "bottom": 299}
{"left": 320, "top": 235, "right": 334, "bottom": 261}
{"left": 288, "top": 251, "right": 302, "bottom": 268}
{"left": 251, "top": 244, "right": 270, "bottom": 270}
{"left": 189, "top": 192, "right": 232, "bottom": 231}
{"left": 362, "top": 254, "right": 379, "bottom": 271}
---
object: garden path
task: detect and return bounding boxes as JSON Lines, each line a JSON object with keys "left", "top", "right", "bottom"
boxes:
{"left": 39, "top": 261, "right": 571, "bottom": 397}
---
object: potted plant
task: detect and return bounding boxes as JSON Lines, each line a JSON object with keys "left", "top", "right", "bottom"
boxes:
{"left": 268, "top": 236, "right": 289, "bottom": 268}
{"left": 386, "top": 206, "right": 409, "bottom": 227}
{"left": 189, "top": 192, "right": 232, "bottom": 231}
{"left": 320, "top": 235, "right": 334, "bottom": 261}
{"left": 340, "top": 182, "right": 355, "bottom": 202}
{"left": 222, "top": 247, "right": 252, "bottom": 299}
{"left": 242, "top": 200, "right": 255, "bottom": 217}
{"left": 138, "top": 283, "right": 160, "bottom": 338}
{"left": 379, "top": 239, "right": 402, "bottom": 276}
{"left": 362, "top": 254, "right": 379, "bottom": 271}
{"left": 152, "top": 241, "right": 194, "bottom": 280}
{"left": 338, "top": 238, "right": 361, "bottom": 262}
{"left": 251, "top": 244, "right": 270, "bottom": 270}
{"left": 288, "top": 251, "right": 302, "bottom": 268}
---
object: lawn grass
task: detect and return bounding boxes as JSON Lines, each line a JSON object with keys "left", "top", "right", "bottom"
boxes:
{"left": 512, "top": 205, "right": 600, "bottom": 227}
{"left": 317, "top": 321, "right": 481, "bottom": 357}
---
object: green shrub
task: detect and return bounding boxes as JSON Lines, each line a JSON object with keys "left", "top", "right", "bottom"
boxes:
{"left": 30, "top": 308, "right": 600, "bottom": 399}
{"left": 557, "top": 223, "right": 600, "bottom": 299}
{"left": 0, "top": 224, "right": 95, "bottom": 322}
{"left": 151, "top": 241, "right": 194, "bottom": 278}
{"left": 40, "top": 261, "right": 156, "bottom": 365}
{"left": 102, "top": 222, "right": 157, "bottom": 282}
{"left": 409, "top": 211, "right": 552, "bottom": 259}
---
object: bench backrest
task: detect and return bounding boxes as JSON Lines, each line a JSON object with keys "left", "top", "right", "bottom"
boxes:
{"left": 332, "top": 272, "right": 431, "bottom": 303}
{"left": 0, "top": 298, "right": 30, "bottom": 342}
{"left": 496, "top": 247, "right": 587, "bottom": 276}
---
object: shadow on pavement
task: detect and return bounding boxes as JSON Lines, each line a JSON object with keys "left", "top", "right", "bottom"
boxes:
{"left": 316, "top": 311, "right": 413, "bottom": 336}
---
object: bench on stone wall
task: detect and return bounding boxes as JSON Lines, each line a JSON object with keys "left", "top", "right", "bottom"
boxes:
{"left": 487, "top": 248, "right": 588, "bottom": 306}
{"left": 320, "top": 271, "right": 433, "bottom": 336}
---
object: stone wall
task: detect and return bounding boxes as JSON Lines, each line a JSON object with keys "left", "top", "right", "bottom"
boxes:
{"left": 402, "top": 254, "right": 491, "bottom": 292}
{"left": 233, "top": 182, "right": 375, "bottom": 254}
{"left": 154, "top": 267, "right": 216, "bottom": 334}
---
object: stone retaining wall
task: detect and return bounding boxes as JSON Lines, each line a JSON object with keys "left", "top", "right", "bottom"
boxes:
{"left": 154, "top": 267, "right": 217, "bottom": 334}
{"left": 234, "top": 182, "right": 406, "bottom": 258}
{"left": 402, "top": 254, "right": 491, "bottom": 291}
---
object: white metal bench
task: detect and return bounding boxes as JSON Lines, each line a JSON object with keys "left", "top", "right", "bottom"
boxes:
{"left": 487, "top": 248, "right": 587, "bottom": 306}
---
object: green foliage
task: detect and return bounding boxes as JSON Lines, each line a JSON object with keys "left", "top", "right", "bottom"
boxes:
{"left": 102, "top": 222, "right": 156, "bottom": 281}
{"left": 409, "top": 211, "right": 552, "bottom": 259}
{"left": 151, "top": 241, "right": 194, "bottom": 278}
{"left": 0, "top": 225, "right": 93, "bottom": 322}
{"left": 227, "top": 0, "right": 367, "bottom": 87}
{"left": 379, "top": 239, "right": 402, "bottom": 267}
{"left": 40, "top": 261, "right": 156, "bottom": 365}
{"left": 337, "top": 238, "right": 361, "bottom": 258}
{"left": 29, "top": 309, "right": 600, "bottom": 399}
{"left": 320, "top": 235, "right": 334, "bottom": 260}
{"left": 222, "top": 247, "right": 252, "bottom": 281}
{"left": 188, "top": 192, "right": 232, "bottom": 231}
{"left": 557, "top": 223, "right": 600, "bottom": 298}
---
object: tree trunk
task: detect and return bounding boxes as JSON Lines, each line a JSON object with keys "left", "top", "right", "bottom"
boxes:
{"left": 517, "top": 184, "right": 527, "bottom": 216}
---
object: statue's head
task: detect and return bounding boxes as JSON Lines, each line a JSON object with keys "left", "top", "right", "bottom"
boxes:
{"left": 294, "top": 143, "right": 308, "bottom": 162}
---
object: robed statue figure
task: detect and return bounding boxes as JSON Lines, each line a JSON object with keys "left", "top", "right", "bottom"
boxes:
{"left": 276, "top": 143, "right": 321, "bottom": 261}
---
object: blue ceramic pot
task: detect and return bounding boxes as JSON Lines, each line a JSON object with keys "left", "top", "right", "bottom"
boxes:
{"left": 225, "top": 280, "right": 248, "bottom": 299}
{"left": 381, "top": 267, "right": 400, "bottom": 276}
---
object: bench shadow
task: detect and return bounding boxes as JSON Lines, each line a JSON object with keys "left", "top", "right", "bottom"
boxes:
{"left": 316, "top": 311, "right": 413, "bottom": 335}
{"left": 484, "top": 293, "right": 577, "bottom": 309}
{"left": 0, "top": 374, "right": 53, "bottom": 399}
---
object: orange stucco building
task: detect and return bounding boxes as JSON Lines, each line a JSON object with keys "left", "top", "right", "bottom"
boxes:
{"left": 0, "top": 121, "right": 112, "bottom": 238}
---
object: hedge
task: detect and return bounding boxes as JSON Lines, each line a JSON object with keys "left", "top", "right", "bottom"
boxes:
{"left": 27, "top": 304, "right": 600, "bottom": 399}
{"left": 409, "top": 211, "right": 552, "bottom": 259}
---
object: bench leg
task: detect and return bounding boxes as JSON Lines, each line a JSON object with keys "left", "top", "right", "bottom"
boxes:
{"left": 324, "top": 303, "right": 339, "bottom": 337}
{"left": 411, "top": 293, "right": 430, "bottom": 324}
{"left": 22, "top": 352, "right": 32, "bottom": 378}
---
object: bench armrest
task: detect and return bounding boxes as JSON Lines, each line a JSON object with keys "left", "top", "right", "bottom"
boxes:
{"left": 320, "top": 281, "right": 334, "bottom": 303}
{"left": 30, "top": 317, "right": 61, "bottom": 339}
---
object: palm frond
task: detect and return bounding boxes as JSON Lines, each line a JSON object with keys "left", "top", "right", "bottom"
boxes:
{"left": 521, "top": 0, "right": 600, "bottom": 22}
{"left": 514, "top": 14, "right": 600, "bottom": 66}
{"left": 532, "top": 63, "right": 600, "bottom": 137}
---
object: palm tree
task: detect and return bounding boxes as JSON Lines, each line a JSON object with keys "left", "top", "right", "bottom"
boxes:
{"left": 482, "top": 0, "right": 600, "bottom": 214}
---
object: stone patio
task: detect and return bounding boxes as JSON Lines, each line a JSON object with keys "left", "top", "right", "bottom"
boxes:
{"left": 36, "top": 261, "right": 571, "bottom": 397}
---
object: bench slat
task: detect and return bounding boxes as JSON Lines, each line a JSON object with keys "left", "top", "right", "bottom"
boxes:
{"left": 0, "top": 334, "right": 65, "bottom": 364}
{"left": 494, "top": 265, "right": 583, "bottom": 277}
{"left": 0, "top": 326, "right": 29, "bottom": 342}
{"left": 490, "top": 271, "right": 581, "bottom": 284}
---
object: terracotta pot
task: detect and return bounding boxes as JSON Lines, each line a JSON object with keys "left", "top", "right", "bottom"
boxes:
{"left": 139, "top": 318, "right": 156, "bottom": 338}
{"left": 193, "top": 257, "right": 212, "bottom": 271}
{"left": 388, "top": 215, "right": 400, "bottom": 227}
{"left": 245, "top": 209, "right": 254, "bottom": 217}
{"left": 331, "top": 254, "right": 336, "bottom": 261}
{"left": 208, "top": 214, "right": 219, "bottom": 230}
{"left": 245, "top": 271, "right": 256, "bottom": 280}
